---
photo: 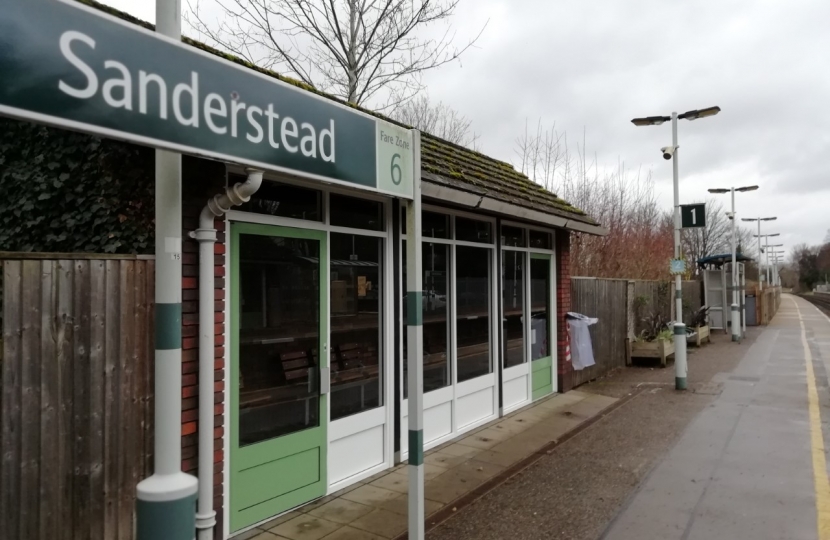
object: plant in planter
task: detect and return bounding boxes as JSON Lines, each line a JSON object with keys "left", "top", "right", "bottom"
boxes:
{"left": 629, "top": 311, "right": 676, "bottom": 367}
{"left": 688, "top": 305, "right": 711, "bottom": 346}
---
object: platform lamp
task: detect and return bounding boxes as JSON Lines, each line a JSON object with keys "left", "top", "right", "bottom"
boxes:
{"left": 766, "top": 244, "right": 784, "bottom": 285}
{"left": 743, "top": 218, "right": 778, "bottom": 291}
{"left": 751, "top": 231, "right": 780, "bottom": 288}
{"left": 633, "top": 106, "right": 721, "bottom": 389}
{"left": 708, "top": 185, "right": 758, "bottom": 341}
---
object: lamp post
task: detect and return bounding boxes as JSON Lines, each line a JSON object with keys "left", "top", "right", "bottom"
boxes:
{"left": 708, "top": 185, "right": 758, "bottom": 342}
{"left": 767, "top": 244, "right": 784, "bottom": 286}
{"left": 751, "top": 231, "right": 780, "bottom": 287}
{"left": 632, "top": 106, "right": 720, "bottom": 390}
{"left": 743, "top": 218, "right": 777, "bottom": 291}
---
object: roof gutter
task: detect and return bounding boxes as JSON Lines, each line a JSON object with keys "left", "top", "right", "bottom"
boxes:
{"left": 421, "top": 182, "right": 608, "bottom": 236}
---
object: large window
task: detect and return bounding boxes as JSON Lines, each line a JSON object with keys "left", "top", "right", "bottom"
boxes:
{"left": 502, "top": 251, "right": 525, "bottom": 368}
{"left": 403, "top": 241, "right": 451, "bottom": 395}
{"left": 501, "top": 224, "right": 555, "bottom": 371}
{"left": 329, "top": 233, "right": 384, "bottom": 420}
{"left": 402, "top": 211, "right": 497, "bottom": 392}
{"left": 530, "top": 256, "right": 551, "bottom": 361}
{"left": 456, "top": 245, "right": 492, "bottom": 382}
{"left": 237, "top": 233, "right": 321, "bottom": 446}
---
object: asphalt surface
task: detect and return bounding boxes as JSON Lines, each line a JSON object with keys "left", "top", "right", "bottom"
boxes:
{"left": 427, "top": 325, "right": 761, "bottom": 540}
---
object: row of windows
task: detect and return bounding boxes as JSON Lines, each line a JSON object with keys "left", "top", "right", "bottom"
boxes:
{"left": 236, "top": 180, "right": 555, "bottom": 432}
{"left": 235, "top": 174, "right": 553, "bottom": 248}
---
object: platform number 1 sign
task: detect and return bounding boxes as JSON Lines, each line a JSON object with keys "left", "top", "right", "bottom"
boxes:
{"left": 681, "top": 203, "right": 706, "bottom": 229}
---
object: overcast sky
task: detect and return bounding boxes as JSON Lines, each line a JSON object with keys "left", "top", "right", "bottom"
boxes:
{"left": 102, "top": 0, "right": 830, "bottom": 258}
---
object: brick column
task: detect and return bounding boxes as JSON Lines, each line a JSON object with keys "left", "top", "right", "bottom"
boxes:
{"left": 556, "top": 230, "right": 574, "bottom": 393}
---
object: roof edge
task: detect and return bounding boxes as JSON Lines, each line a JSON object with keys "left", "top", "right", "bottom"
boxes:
{"left": 421, "top": 180, "right": 608, "bottom": 236}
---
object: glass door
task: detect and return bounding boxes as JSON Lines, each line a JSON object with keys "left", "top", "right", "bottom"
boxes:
{"left": 230, "top": 223, "right": 328, "bottom": 532}
{"left": 530, "top": 254, "right": 553, "bottom": 400}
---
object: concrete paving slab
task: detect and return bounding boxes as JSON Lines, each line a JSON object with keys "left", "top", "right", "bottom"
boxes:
{"left": 375, "top": 493, "right": 444, "bottom": 516}
{"left": 307, "top": 498, "right": 374, "bottom": 525}
{"left": 318, "top": 526, "right": 387, "bottom": 540}
{"left": 269, "top": 515, "right": 341, "bottom": 540}
{"left": 340, "top": 485, "right": 400, "bottom": 506}
{"left": 349, "top": 508, "right": 407, "bottom": 538}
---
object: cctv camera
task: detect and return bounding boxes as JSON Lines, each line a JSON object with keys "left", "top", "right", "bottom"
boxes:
{"left": 660, "top": 146, "right": 677, "bottom": 160}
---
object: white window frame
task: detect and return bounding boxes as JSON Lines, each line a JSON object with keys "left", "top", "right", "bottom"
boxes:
{"left": 223, "top": 166, "right": 397, "bottom": 538}
{"left": 500, "top": 220, "right": 557, "bottom": 413}
{"left": 399, "top": 204, "right": 500, "bottom": 458}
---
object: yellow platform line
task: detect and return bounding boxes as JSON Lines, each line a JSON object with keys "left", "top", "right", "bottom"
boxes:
{"left": 794, "top": 299, "right": 830, "bottom": 539}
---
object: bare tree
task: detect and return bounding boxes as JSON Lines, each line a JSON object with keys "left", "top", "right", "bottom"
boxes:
{"left": 389, "top": 93, "right": 476, "bottom": 147}
{"left": 186, "top": 0, "right": 486, "bottom": 108}
{"left": 514, "top": 121, "right": 674, "bottom": 279}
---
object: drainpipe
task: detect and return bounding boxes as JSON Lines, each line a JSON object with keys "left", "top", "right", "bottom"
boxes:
{"left": 191, "top": 169, "right": 263, "bottom": 540}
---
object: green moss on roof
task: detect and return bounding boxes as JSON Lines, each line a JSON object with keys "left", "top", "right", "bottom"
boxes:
{"left": 76, "top": 0, "right": 596, "bottom": 226}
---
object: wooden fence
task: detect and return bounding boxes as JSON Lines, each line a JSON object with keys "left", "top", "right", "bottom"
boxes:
{"left": 567, "top": 278, "right": 629, "bottom": 388}
{"left": 567, "top": 277, "right": 703, "bottom": 387}
{"left": 1, "top": 254, "right": 154, "bottom": 540}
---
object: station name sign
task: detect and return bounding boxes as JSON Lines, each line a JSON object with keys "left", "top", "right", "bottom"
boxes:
{"left": 0, "top": 0, "right": 413, "bottom": 198}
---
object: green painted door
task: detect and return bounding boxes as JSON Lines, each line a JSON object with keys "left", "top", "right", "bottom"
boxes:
{"left": 530, "top": 254, "right": 553, "bottom": 400}
{"left": 230, "top": 223, "right": 328, "bottom": 532}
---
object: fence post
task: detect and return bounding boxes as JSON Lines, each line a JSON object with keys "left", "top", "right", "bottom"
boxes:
{"left": 626, "top": 280, "right": 635, "bottom": 365}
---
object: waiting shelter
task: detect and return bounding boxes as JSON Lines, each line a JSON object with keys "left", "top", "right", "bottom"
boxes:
{"left": 0, "top": 1, "right": 606, "bottom": 538}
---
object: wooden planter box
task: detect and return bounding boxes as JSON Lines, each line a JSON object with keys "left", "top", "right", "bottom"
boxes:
{"left": 628, "top": 339, "right": 675, "bottom": 368}
{"left": 688, "top": 325, "right": 710, "bottom": 347}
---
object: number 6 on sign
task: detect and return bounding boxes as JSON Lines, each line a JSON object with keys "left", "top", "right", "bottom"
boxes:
{"left": 391, "top": 153, "right": 402, "bottom": 185}
{"left": 681, "top": 203, "right": 706, "bottom": 229}
{"left": 375, "top": 122, "right": 413, "bottom": 197}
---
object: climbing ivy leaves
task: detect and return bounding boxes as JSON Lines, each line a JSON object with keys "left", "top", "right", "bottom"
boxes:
{"left": 0, "top": 118, "right": 154, "bottom": 254}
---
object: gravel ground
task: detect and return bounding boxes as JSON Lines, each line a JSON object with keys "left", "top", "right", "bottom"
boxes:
{"left": 427, "top": 327, "right": 760, "bottom": 540}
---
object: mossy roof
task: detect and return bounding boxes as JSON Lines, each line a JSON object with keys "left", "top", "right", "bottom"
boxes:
{"left": 77, "top": 0, "right": 596, "bottom": 226}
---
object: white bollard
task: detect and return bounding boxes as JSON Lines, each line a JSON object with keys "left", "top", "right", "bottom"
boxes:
{"left": 731, "top": 303, "right": 741, "bottom": 342}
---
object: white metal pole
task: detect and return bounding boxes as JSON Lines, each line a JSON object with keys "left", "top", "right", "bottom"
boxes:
{"left": 757, "top": 220, "right": 762, "bottom": 292}
{"left": 671, "top": 113, "right": 687, "bottom": 390}
{"left": 730, "top": 188, "right": 740, "bottom": 342}
{"left": 136, "top": 1, "right": 198, "bottom": 538}
{"left": 406, "top": 130, "right": 425, "bottom": 540}
{"left": 773, "top": 253, "right": 779, "bottom": 286}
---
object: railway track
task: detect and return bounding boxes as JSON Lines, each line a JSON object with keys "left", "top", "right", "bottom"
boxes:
{"left": 800, "top": 292, "right": 830, "bottom": 315}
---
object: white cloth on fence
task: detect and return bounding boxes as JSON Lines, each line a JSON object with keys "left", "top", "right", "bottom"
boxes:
{"left": 567, "top": 312, "right": 598, "bottom": 371}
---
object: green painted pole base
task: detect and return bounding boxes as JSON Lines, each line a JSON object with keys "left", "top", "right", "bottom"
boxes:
{"left": 676, "top": 377, "right": 687, "bottom": 390}
{"left": 137, "top": 493, "right": 197, "bottom": 540}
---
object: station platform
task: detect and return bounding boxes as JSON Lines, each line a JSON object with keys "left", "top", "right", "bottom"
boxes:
{"left": 604, "top": 294, "right": 830, "bottom": 540}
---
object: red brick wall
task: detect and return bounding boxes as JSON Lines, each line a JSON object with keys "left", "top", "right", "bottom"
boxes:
{"left": 556, "top": 230, "right": 574, "bottom": 392}
{"left": 180, "top": 157, "right": 228, "bottom": 537}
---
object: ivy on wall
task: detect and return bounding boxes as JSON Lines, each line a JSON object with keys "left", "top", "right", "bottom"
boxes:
{"left": 0, "top": 118, "right": 154, "bottom": 254}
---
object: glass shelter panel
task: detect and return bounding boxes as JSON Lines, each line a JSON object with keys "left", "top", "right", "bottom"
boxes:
{"left": 329, "top": 233, "right": 383, "bottom": 420}
{"left": 530, "top": 257, "right": 551, "bottom": 361}
{"left": 403, "top": 242, "right": 452, "bottom": 395}
{"left": 456, "top": 245, "right": 492, "bottom": 382}
{"left": 528, "top": 230, "right": 552, "bottom": 249}
{"left": 502, "top": 251, "right": 526, "bottom": 368}
{"left": 237, "top": 233, "right": 321, "bottom": 446}
{"left": 330, "top": 193, "right": 385, "bottom": 231}
{"left": 237, "top": 177, "right": 323, "bottom": 222}
{"left": 455, "top": 217, "right": 492, "bottom": 244}
{"left": 501, "top": 225, "right": 526, "bottom": 247}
